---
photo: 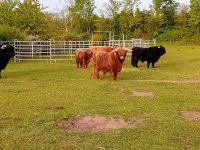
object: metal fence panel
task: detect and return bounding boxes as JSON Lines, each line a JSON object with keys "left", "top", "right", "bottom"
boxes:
{"left": 0, "top": 39, "right": 156, "bottom": 61}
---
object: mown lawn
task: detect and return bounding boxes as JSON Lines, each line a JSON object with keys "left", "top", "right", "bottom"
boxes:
{"left": 0, "top": 45, "right": 200, "bottom": 149}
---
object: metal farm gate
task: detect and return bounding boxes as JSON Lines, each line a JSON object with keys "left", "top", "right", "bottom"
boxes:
{"left": 0, "top": 39, "right": 156, "bottom": 61}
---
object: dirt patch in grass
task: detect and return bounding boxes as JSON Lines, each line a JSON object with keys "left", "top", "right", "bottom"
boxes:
{"left": 0, "top": 116, "right": 21, "bottom": 122}
{"left": 56, "top": 115, "right": 145, "bottom": 132}
{"left": 132, "top": 91, "right": 154, "bottom": 97}
{"left": 181, "top": 111, "right": 200, "bottom": 121}
{"left": 135, "top": 80, "right": 200, "bottom": 84}
{"left": 121, "top": 89, "right": 154, "bottom": 97}
{"left": 46, "top": 106, "right": 65, "bottom": 111}
{"left": 55, "top": 106, "right": 65, "bottom": 110}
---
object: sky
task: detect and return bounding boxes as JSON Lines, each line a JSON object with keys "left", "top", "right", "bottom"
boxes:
{"left": 39, "top": 0, "right": 190, "bottom": 13}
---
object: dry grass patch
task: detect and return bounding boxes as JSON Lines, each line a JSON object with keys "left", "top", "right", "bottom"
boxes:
{"left": 181, "top": 111, "right": 200, "bottom": 121}
{"left": 55, "top": 106, "right": 65, "bottom": 110}
{"left": 0, "top": 116, "right": 21, "bottom": 122}
{"left": 56, "top": 115, "right": 145, "bottom": 133}
{"left": 121, "top": 89, "right": 154, "bottom": 97}
{"left": 132, "top": 91, "right": 154, "bottom": 97}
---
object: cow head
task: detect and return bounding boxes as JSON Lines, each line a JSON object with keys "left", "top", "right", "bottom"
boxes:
{"left": 158, "top": 46, "right": 166, "bottom": 56}
{"left": 113, "top": 47, "right": 128, "bottom": 61}
{"left": 1, "top": 45, "right": 16, "bottom": 57}
{"left": 86, "top": 50, "right": 93, "bottom": 58}
{"left": 1, "top": 45, "right": 7, "bottom": 49}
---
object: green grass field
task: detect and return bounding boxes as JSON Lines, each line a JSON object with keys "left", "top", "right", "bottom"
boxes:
{"left": 0, "top": 45, "right": 200, "bottom": 149}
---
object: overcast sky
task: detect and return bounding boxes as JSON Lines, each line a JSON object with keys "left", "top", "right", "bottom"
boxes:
{"left": 39, "top": 0, "right": 190, "bottom": 12}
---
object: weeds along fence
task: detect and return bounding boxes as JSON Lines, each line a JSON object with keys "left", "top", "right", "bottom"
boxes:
{"left": 0, "top": 39, "right": 156, "bottom": 61}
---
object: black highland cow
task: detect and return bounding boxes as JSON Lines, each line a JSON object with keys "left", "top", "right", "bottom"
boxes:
{"left": 131, "top": 46, "right": 166, "bottom": 68}
{"left": 0, "top": 45, "right": 15, "bottom": 78}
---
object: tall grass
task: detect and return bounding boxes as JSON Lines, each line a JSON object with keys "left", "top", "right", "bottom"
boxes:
{"left": 0, "top": 45, "right": 200, "bottom": 149}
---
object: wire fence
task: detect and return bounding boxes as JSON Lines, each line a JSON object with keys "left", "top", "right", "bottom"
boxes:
{"left": 0, "top": 39, "right": 156, "bottom": 61}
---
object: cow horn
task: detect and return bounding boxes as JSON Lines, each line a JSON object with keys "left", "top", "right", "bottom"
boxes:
{"left": 123, "top": 48, "right": 132, "bottom": 52}
{"left": 1, "top": 45, "right": 6, "bottom": 49}
{"left": 112, "top": 49, "right": 118, "bottom": 52}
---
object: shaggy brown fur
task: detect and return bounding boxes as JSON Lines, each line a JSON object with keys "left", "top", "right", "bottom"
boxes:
{"left": 91, "top": 47, "right": 127, "bottom": 81}
{"left": 75, "top": 49, "right": 92, "bottom": 68}
{"left": 89, "top": 46, "right": 116, "bottom": 52}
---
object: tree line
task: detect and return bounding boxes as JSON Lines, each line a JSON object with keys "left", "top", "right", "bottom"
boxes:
{"left": 0, "top": 0, "right": 199, "bottom": 42}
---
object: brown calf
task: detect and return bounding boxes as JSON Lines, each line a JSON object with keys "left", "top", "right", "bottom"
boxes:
{"left": 75, "top": 48, "right": 92, "bottom": 68}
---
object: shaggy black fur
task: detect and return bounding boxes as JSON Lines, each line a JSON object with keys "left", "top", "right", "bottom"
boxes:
{"left": 131, "top": 46, "right": 166, "bottom": 68}
{"left": 0, "top": 45, "right": 15, "bottom": 78}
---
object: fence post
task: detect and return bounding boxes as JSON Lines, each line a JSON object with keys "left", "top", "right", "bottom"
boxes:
{"left": 13, "top": 40, "right": 17, "bottom": 62}
{"left": 89, "top": 40, "right": 91, "bottom": 47}
{"left": 49, "top": 40, "right": 52, "bottom": 60}
{"left": 69, "top": 41, "right": 72, "bottom": 60}
{"left": 32, "top": 41, "right": 34, "bottom": 59}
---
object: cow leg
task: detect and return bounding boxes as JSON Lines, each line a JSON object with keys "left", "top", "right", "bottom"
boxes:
{"left": 92, "top": 65, "right": 100, "bottom": 79}
{"left": 83, "top": 59, "right": 86, "bottom": 68}
{"left": 80, "top": 61, "right": 83, "bottom": 68}
{"left": 131, "top": 57, "right": 135, "bottom": 66}
{"left": 91, "top": 65, "right": 95, "bottom": 78}
{"left": 111, "top": 72, "right": 117, "bottom": 81}
{"left": 91, "top": 67, "right": 94, "bottom": 78}
{"left": 152, "top": 62, "right": 155, "bottom": 68}
{"left": 76, "top": 62, "right": 79, "bottom": 68}
{"left": 95, "top": 69, "right": 100, "bottom": 80}
{"left": 135, "top": 59, "right": 139, "bottom": 68}
{"left": 147, "top": 61, "right": 150, "bottom": 68}
{"left": 76, "top": 59, "right": 79, "bottom": 68}
{"left": 132, "top": 57, "right": 138, "bottom": 68}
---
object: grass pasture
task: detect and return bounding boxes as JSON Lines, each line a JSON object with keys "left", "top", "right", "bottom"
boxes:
{"left": 0, "top": 45, "right": 200, "bottom": 149}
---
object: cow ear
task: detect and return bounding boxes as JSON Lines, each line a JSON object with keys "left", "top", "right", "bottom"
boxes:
{"left": 1, "top": 45, "right": 6, "bottom": 49}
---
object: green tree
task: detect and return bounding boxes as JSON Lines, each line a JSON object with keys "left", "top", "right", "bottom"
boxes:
{"left": 175, "top": 4, "right": 190, "bottom": 38}
{"left": 101, "top": 0, "right": 121, "bottom": 39}
{"left": 121, "top": 0, "right": 140, "bottom": 12}
{"left": 0, "top": 0, "right": 18, "bottom": 25}
{"left": 93, "top": 16, "right": 110, "bottom": 40}
{"left": 190, "top": 0, "right": 200, "bottom": 34}
{"left": 15, "top": 0, "right": 50, "bottom": 39}
{"left": 0, "top": 24, "right": 26, "bottom": 40}
{"left": 118, "top": 0, "right": 140, "bottom": 39}
{"left": 67, "top": 0, "right": 96, "bottom": 40}
{"left": 161, "top": 0, "right": 179, "bottom": 29}
{"left": 177, "top": 4, "right": 190, "bottom": 28}
{"left": 119, "top": 9, "right": 133, "bottom": 39}
{"left": 132, "top": 9, "right": 153, "bottom": 39}
{"left": 150, "top": 0, "right": 163, "bottom": 36}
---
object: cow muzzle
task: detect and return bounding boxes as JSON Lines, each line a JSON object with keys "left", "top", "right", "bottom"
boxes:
{"left": 119, "top": 56, "right": 125, "bottom": 60}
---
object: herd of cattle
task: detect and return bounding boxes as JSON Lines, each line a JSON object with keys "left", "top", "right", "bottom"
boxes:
{"left": 0, "top": 44, "right": 166, "bottom": 80}
{"left": 76, "top": 45, "right": 166, "bottom": 81}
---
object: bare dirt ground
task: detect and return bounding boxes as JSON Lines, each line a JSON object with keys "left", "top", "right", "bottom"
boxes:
{"left": 132, "top": 91, "right": 154, "bottom": 97}
{"left": 56, "top": 115, "right": 145, "bottom": 132}
{"left": 135, "top": 80, "right": 200, "bottom": 84}
{"left": 181, "top": 111, "right": 200, "bottom": 121}
{"left": 121, "top": 89, "right": 154, "bottom": 97}
{"left": 0, "top": 116, "right": 21, "bottom": 122}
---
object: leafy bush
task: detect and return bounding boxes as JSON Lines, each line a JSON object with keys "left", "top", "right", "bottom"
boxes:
{"left": 0, "top": 25, "right": 26, "bottom": 41}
